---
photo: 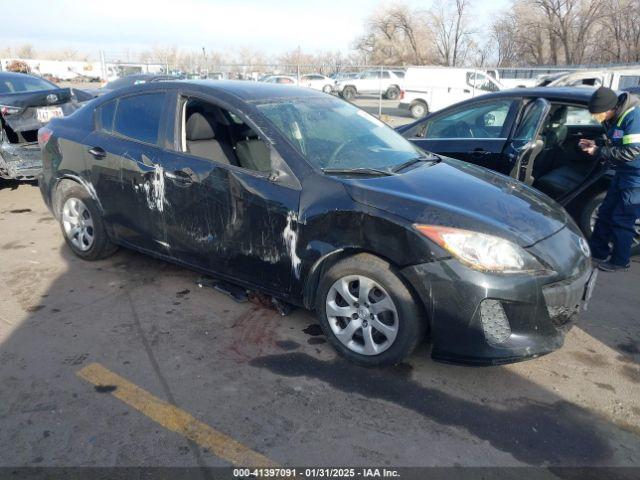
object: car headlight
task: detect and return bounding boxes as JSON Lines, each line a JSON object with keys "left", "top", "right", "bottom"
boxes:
{"left": 415, "top": 224, "right": 553, "bottom": 274}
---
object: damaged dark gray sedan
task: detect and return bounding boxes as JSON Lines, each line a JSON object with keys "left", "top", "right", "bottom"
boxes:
{"left": 0, "top": 71, "right": 91, "bottom": 180}
{"left": 38, "top": 81, "right": 595, "bottom": 366}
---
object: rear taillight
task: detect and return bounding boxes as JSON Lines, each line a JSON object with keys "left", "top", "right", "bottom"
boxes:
{"left": 38, "top": 127, "right": 53, "bottom": 148}
{"left": 400, "top": 89, "right": 405, "bottom": 100}
{"left": 0, "top": 104, "right": 22, "bottom": 116}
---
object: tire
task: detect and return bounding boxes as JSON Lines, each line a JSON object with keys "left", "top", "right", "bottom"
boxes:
{"left": 385, "top": 86, "right": 400, "bottom": 101}
{"left": 322, "top": 84, "right": 333, "bottom": 94}
{"left": 341, "top": 86, "right": 356, "bottom": 100}
{"left": 410, "top": 101, "right": 428, "bottom": 119}
{"left": 579, "top": 191, "right": 640, "bottom": 257}
{"left": 316, "top": 253, "right": 426, "bottom": 367}
{"left": 56, "top": 181, "right": 118, "bottom": 260}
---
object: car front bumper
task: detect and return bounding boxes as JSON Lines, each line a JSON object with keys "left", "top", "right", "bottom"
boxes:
{"left": 0, "top": 141, "right": 42, "bottom": 181}
{"left": 401, "top": 231, "right": 594, "bottom": 366}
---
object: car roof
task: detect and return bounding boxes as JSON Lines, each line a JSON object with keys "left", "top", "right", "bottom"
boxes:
{"left": 103, "top": 79, "right": 329, "bottom": 102}
{"left": 475, "top": 86, "right": 597, "bottom": 103}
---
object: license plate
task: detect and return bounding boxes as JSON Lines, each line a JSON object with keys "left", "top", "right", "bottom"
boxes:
{"left": 36, "top": 106, "right": 63, "bottom": 123}
{"left": 582, "top": 269, "right": 598, "bottom": 310}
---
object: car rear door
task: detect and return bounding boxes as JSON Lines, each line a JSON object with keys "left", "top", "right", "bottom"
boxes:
{"left": 84, "top": 91, "right": 170, "bottom": 251}
{"left": 152, "top": 91, "right": 302, "bottom": 294}
{"left": 401, "top": 97, "right": 519, "bottom": 173}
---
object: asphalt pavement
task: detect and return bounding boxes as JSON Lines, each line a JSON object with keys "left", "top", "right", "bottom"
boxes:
{"left": 0, "top": 183, "right": 639, "bottom": 472}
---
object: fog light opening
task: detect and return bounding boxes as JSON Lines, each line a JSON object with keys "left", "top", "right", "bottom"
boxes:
{"left": 480, "top": 299, "right": 511, "bottom": 345}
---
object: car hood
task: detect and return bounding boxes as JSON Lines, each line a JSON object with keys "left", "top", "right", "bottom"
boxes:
{"left": 342, "top": 158, "right": 569, "bottom": 247}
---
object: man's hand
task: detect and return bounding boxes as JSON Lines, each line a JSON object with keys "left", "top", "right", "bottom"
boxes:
{"left": 579, "top": 138, "right": 598, "bottom": 156}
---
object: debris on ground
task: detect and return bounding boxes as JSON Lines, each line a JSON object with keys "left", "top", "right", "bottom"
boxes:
{"left": 197, "top": 276, "right": 248, "bottom": 302}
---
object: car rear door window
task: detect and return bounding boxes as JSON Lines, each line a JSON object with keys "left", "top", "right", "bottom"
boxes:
{"left": 565, "top": 105, "right": 600, "bottom": 126}
{"left": 113, "top": 93, "right": 166, "bottom": 144}
{"left": 96, "top": 100, "right": 117, "bottom": 133}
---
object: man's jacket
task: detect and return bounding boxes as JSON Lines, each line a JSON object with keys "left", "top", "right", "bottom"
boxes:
{"left": 600, "top": 93, "right": 640, "bottom": 189}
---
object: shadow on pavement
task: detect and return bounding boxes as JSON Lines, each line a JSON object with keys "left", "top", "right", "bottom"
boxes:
{"left": 0, "top": 191, "right": 639, "bottom": 468}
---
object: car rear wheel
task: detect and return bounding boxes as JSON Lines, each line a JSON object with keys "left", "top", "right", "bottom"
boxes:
{"left": 341, "top": 86, "right": 356, "bottom": 100}
{"left": 322, "top": 84, "right": 333, "bottom": 93}
{"left": 385, "top": 86, "right": 400, "bottom": 100}
{"left": 580, "top": 191, "right": 640, "bottom": 256}
{"left": 57, "top": 182, "right": 118, "bottom": 260}
{"left": 410, "top": 101, "right": 428, "bottom": 119}
{"left": 316, "top": 253, "right": 426, "bottom": 366}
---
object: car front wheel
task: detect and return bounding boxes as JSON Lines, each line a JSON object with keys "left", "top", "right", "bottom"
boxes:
{"left": 322, "top": 84, "right": 333, "bottom": 93}
{"left": 56, "top": 181, "right": 118, "bottom": 260}
{"left": 316, "top": 253, "right": 426, "bottom": 366}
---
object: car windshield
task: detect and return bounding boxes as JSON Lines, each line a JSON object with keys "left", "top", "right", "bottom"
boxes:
{"left": 0, "top": 75, "right": 57, "bottom": 94}
{"left": 256, "top": 97, "right": 425, "bottom": 171}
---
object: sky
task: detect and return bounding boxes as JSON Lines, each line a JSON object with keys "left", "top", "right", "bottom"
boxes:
{"left": 0, "top": 0, "right": 510, "bottom": 59}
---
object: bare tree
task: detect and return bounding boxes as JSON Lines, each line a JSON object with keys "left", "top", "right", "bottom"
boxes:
{"left": 595, "top": 0, "right": 640, "bottom": 62}
{"left": 534, "top": 0, "right": 603, "bottom": 64}
{"left": 490, "top": 12, "right": 520, "bottom": 66}
{"left": 354, "top": 3, "right": 435, "bottom": 65}
{"left": 430, "top": 0, "right": 473, "bottom": 66}
{"left": 16, "top": 44, "right": 36, "bottom": 59}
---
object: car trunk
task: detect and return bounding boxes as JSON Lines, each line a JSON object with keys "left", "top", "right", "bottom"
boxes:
{"left": 0, "top": 88, "right": 83, "bottom": 180}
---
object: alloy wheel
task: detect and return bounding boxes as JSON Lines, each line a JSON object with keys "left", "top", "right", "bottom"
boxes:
{"left": 325, "top": 275, "right": 399, "bottom": 356}
{"left": 62, "top": 197, "right": 95, "bottom": 251}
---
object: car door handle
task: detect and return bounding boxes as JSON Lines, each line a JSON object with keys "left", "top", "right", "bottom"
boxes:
{"left": 88, "top": 147, "right": 107, "bottom": 159}
{"left": 165, "top": 170, "right": 194, "bottom": 186}
{"left": 468, "top": 148, "right": 491, "bottom": 157}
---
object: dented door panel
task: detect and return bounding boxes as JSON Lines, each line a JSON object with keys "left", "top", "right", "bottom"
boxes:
{"left": 84, "top": 130, "right": 163, "bottom": 251}
{"left": 155, "top": 149, "right": 301, "bottom": 294}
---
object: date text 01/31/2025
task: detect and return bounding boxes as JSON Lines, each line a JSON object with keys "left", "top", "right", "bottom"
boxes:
{"left": 232, "top": 468, "right": 401, "bottom": 478}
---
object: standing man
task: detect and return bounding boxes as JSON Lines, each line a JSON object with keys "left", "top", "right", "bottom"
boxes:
{"left": 579, "top": 86, "right": 640, "bottom": 272}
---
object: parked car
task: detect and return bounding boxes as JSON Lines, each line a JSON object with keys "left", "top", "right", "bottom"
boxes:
{"left": 262, "top": 75, "right": 298, "bottom": 85}
{"left": 84, "top": 74, "right": 180, "bottom": 97}
{"left": 39, "top": 81, "right": 594, "bottom": 367}
{"left": 546, "top": 68, "right": 640, "bottom": 91}
{"left": 535, "top": 71, "right": 570, "bottom": 87}
{"left": 397, "top": 86, "right": 640, "bottom": 255}
{"left": 0, "top": 71, "right": 93, "bottom": 181}
{"left": 331, "top": 72, "right": 359, "bottom": 82}
{"left": 487, "top": 68, "right": 541, "bottom": 89}
{"left": 335, "top": 70, "right": 403, "bottom": 100}
{"left": 300, "top": 74, "right": 334, "bottom": 93}
{"left": 623, "top": 86, "right": 640, "bottom": 95}
{"left": 399, "top": 67, "right": 503, "bottom": 119}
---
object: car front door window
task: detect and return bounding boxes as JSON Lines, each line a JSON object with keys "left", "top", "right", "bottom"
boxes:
{"left": 423, "top": 100, "right": 514, "bottom": 139}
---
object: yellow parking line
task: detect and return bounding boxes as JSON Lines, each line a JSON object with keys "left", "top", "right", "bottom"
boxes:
{"left": 77, "top": 362, "right": 278, "bottom": 467}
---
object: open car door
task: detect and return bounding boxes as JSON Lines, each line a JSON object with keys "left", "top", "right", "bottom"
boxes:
{"left": 505, "top": 98, "right": 551, "bottom": 185}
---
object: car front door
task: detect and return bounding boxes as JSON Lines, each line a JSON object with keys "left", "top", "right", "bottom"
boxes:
{"left": 401, "top": 98, "right": 519, "bottom": 173}
{"left": 84, "top": 91, "right": 169, "bottom": 251}
{"left": 503, "top": 98, "right": 551, "bottom": 184}
{"left": 150, "top": 92, "right": 301, "bottom": 294}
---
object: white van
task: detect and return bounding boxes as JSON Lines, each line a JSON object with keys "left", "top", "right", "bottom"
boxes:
{"left": 399, "top": 67, "right": 503, "bottom": 118}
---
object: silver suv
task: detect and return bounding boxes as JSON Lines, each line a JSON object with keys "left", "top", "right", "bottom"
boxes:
{"left": 336, "top": 70, "right": 404, "bottom": 100}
